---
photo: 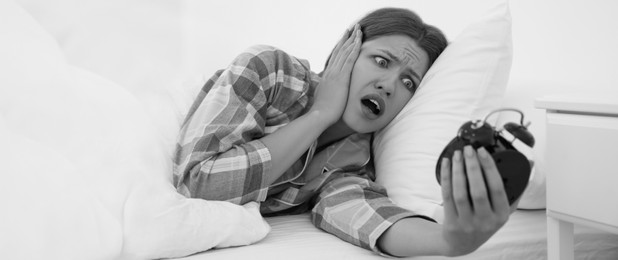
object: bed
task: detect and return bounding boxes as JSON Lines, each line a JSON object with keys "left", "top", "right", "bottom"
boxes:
{"left": 180, "top": 210, "right": 618, "bottom": 260}
{"left": 2, "top": 0, "right": 617, "bottom": 259}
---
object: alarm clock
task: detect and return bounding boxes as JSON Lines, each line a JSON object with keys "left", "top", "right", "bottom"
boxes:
{"left": 435, "top": 108, "right": 535, "bottom": 205}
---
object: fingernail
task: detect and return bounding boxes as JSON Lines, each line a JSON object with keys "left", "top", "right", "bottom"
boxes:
{"left": 464, "top": 146, "right": 473, "bottom": 157}
{"left": 453, "top": 150, "right": 461, "bottom": 162}
{"left": 442, "top": 158, "right": 450, "bottom": 167}
{"left": 478, "top": 147, "right": 489, "bottom": 158}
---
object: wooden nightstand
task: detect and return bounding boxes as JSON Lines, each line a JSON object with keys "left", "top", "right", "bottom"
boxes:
{"left": 535, "top": 94, "right": 618, "bottom": 260}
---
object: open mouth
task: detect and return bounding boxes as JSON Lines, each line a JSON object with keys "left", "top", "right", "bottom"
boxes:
{"left": 360, "top": 94, "right": 385, "bottom": 117}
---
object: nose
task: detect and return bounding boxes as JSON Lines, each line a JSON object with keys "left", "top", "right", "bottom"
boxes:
{"left": 375, "top": 74, "right": 398, "bottom": 97}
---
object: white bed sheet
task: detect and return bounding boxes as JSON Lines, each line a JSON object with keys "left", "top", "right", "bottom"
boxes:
{"left": 176, "top": 210, "right": 618, "bottom": 260}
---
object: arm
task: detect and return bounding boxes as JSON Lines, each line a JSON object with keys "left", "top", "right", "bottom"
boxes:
{"left": 311, "top": 173, "right": 423, "bottom": 255}
{"left": 262, "top": 25, "right": 362, "bottom": 184}
{"left": 377, "top": 146, "right": 516, "bottom": 257}
{"left": 174, "top": 46, "right": 316, "bottom": 203}
{"left": 260, "top": 110, "right": 328, "bottom": 184}
{"left": 377, "top": 218, "right": 447, "bottom": 256}
{"left": 175, "top": 26, "right": 362, "bottom": 203}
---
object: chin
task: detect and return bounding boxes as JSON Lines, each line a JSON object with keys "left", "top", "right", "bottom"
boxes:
{"left": 343, "top": 115, "right": 380, "bottom": 134}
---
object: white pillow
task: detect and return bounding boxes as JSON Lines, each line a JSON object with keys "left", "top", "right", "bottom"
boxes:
{"left": 0, "top": 1, "right": 269, "bottom": 259}
{"left": 373, "top": 0, "right": 513, "bottom": 223}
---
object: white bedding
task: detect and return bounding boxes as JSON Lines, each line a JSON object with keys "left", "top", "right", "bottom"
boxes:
{"left": 1, "top": 2, "right": 270, "bottom": 259}
{"left": 179, "top": 210, "right": 618, "bottom": 260}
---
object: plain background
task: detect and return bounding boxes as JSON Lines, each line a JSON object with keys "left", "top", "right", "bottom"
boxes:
{"left": 17, "top": 0, "right": 618, "bottom": 104}
{"left": 183, "top": 0, "right": 618, "bottom": 98}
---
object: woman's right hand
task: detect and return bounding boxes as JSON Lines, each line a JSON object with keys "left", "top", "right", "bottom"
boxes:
{"left": 310, "top": 24, "right": 362, "bottom": 125}
{"left": 439, "top": 146, "right": 516, "bottom": 256}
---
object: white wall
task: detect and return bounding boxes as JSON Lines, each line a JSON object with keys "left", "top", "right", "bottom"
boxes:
{"left": 509, "top": 0, "right": 618, "bottom": 95}
{"left": 17, "top": 0, "right": 183, "bottom": 97}
{"left": 182, "top": 0, "right": 500, "bottom": 79}
{"left": 16, "top": 0, "right": 617, "bottom": 99}
{"left": 183, "top": 0, "right": 618, "bottom": 97}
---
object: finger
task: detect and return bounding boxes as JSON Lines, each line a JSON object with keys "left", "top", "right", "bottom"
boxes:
{"left": 451, "top": 150, "right": 472, "bottom": 217}
{"left": 331, "top": 24, "right": 359, "bottom": 69}
{"left": 330, "top": 25, "right": 355, "bottom": 68}
{"left": 342, "top": 28, "right": 362, "bottom": 68}
{"left": 327, "top": 27, "right": 352, "bottom": 68}
{"left": 463, "top": 146, "right": 491, "bottom": 214}
{"left": 440, "top": 157, "right": 458, "bottom": 218}
{"left": 477, "top": 147, "right": 510, "bottom": 213}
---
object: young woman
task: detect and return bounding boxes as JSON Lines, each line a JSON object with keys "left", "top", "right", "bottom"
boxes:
{"left": 173, "top": 7, "right": 515, "bottom": 257}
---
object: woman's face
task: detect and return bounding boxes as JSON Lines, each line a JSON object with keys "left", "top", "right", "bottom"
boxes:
{"left": 342, "top": 34, "right": 430, "bottom": 133}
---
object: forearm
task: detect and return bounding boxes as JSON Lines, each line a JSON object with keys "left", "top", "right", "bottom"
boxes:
{"left": 379, "top": 147, "right": 515, "bottom": 257}
{"left": 377, "top": 218, "right": 454, "bottom": 257}
{"left": 260, "top": 110, "right": 331, "bottom": 185}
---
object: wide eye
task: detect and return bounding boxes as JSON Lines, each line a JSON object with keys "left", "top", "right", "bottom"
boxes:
{"left": 374, "top": 56, "right": 388, "bottom": 68}
{"left": 402, "top": 78, "right": 415, "bottom": 90}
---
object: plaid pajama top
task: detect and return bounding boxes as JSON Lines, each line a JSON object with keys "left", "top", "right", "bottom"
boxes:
{"left": 173, "top": 45, "right": 427, "bottom": 255}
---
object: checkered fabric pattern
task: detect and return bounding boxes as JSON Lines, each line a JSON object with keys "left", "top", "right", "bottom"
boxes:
{"left": 173, "top": 45, "right": 428, "bottom": 254}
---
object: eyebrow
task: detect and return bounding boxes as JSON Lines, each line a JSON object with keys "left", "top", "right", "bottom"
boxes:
{"left": 378, "top": 48, "right": 421, "bottom": 81}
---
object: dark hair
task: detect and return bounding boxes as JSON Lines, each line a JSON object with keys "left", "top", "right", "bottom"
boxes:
{"left": 325, "top": 7, "right": 448, "bottom": 70}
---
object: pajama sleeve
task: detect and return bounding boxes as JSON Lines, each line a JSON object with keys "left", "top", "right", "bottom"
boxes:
{"left": 173, "top": 45, "right": 312, "bottom": 205}
{"left": 311, "top": 174, "right": 434, "bottom": 256}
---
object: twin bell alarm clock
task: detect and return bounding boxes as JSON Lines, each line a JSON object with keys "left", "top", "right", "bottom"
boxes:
{"left": 435, "top": 108, "right": 535, "bottom": 205}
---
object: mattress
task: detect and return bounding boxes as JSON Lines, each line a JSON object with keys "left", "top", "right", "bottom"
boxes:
{"left": 177, "top": 209, "right": 618, "bottom": 260}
